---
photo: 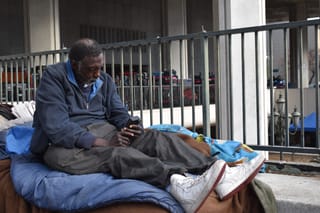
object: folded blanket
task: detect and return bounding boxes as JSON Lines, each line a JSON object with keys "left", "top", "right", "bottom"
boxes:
{"left": 10, "top": 154, "right": 183, "bottom": 212}
{"left": 0, "top": 129, "right": 8, "bottom": 160}
{"left": 6, "top": 125, "right": 182, "bottom": 212}
{"left": 0, "top": 158, "right": 170, "bottom": 213}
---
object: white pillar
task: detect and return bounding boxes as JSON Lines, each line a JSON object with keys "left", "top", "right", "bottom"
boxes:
{"left": 213, "top": 0, "right": 268, "bottom": 146}
{"left": 166, "top": 0, "right": 188, "bottom": 79}
{"left": 24, "top": 0, "right": 60, "bottom": 53}
{"left": 295, "top": 2, "right": 309, "bottom": 88}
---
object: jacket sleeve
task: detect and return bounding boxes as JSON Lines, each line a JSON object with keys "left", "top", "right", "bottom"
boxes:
{"left": 104, "top": 75, "right": 130, "bottom": 129}
{"left": 34, "top": 67, "right": 95, "bottom": 149}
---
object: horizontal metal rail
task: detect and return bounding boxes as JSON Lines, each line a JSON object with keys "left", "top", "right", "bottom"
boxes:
{"left": 1, "top": 19, "right": 320, "bottom": 156}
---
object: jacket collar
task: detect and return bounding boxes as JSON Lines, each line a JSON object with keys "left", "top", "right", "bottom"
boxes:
{"left": 66, "top": 60, "right": 103, "bottom": 100}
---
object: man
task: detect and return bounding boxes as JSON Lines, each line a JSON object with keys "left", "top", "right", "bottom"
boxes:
{"left": 30, "top": 38, "right": 264, "bottom": 213}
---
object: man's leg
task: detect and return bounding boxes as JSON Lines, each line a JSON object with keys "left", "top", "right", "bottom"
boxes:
{"left": 215, "top": 153, "right": 265, "bottom": 200}
{"left": 43, "top": 145, "right": 186, "bottom": 188}
{"left": 169, "top": 159, "right": 226, "bottom": 213}
{"left": 43, "top": 144, "right": 228, "bottom": 213}
{"left": 88, "top": 123, "right": 215, "bottom": 175}
{"left": 131, "top": 129, "right": 216, "bottom": 174}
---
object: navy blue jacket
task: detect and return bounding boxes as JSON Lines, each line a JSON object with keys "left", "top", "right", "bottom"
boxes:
{"left": 30, "top": 61, "right": 130, "bottom": 155}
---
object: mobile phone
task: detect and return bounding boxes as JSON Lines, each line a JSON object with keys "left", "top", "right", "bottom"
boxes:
{"left": 126, "top": 116, "right": 140, "bottom": 127}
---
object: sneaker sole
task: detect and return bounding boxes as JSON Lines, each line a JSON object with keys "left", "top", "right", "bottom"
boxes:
{"left": 192, "top": 161, "right": 227, "bottom": 213}
{"left": 220, "top": 155, "right": 265, "bottom": 201}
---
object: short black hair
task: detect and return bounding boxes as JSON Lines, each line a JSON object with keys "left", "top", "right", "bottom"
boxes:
{"left": 68, "top": 38, "right": 102, "bottom": 62}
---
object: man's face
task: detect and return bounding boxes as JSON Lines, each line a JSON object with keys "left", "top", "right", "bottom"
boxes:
{"left": 72, "top": 53, "right": 103, "bottom": 86}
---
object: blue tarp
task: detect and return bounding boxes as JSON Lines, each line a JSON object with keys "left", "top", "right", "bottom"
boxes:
{"left": 290, "top": 112, "right": 318, "bottom": 132}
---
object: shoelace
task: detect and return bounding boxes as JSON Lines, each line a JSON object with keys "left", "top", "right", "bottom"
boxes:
{"left": 177, "top": 170, "right": 210, "bottom": 188}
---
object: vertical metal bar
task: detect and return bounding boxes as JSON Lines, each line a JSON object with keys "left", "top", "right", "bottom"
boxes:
{"left": 14, "top": 59, "right": 19, "bottom": 102}
{"left": 241, "top": 32, "right": 247, "bottom": 144}
{"left": 21, "top": 59, "right": 25, "bottom": 102}
{"left": 168, "top": 41, "right": 173, "bottom": 123}
{"left": 111, "top": 50, "right": 115, "bottom": 80}
{"left": 129, "top": 46, "right": 134, "bottom": 114}
{"left": 9, "top": 60, "right": 13, "bottom": 104}
{"left": 120, "top": 48, "right": 125, "bottom": 103}
{"left": 45, "top": 54, "right": 49, "bottom": 72}
{"left": 64, "top": 50, "right": 68, "bottom": 61}
{"left": 37, "top": 55, "right": 41, "bottom": 96}
{"left": 29, "top": 55, "right": 33, "bottom": 102}
{"left": 298, "top": 27, "right": 305, "bottom": 147}
{"left": 269, "top": 30, "right": 275, "bottom": 146}
{"left": 255, "top": 31, "right": 260, "bottom": 145}
{"left": 60, "top": 51, "right": 64, "bottom": 63}
{"left": 52, "top": 53, "right": 56, "bottom": 64}
{"left": 216, "top": 35, "right": 221, "bottom": 139}
{"left": 158, "top": 38, "right": 163, "bottom": 124}
{"left": 32, "top": 56, "right": 37, "bottom": 99}
{"left": 138, "top": 46, "right": 144, "bottom": 120}
{"left": 158, "top": 42, "right": 163, "bottom": 119}
{"left": 39, "top": 55, "right": 43, "bottom": 79}
{"left": 228, "top": 33, "right": 234, "bottom": 139}
{"left": 201, "top": 33, "right": 211, "bottom": 137}
{"left": 102, "top": 49, "right": 106, "bottom": 74}
{"left": 315, "top": 25, "right": 319, "bottom": 148}
{"left": 4, "top": 61, "right": 8, "bottom": 103}
{"left": 190, "top": 39, "right": 196, "bottom": 132}
{"left": 26, "top": 57, "right": 31, "bottom": 101}
{"left": 179, "top": 39, "right": 184, "bottom": 126}
{"left": 158, "top": 56, "right": 162, "bottom": 112}
{"left": 284, "top": 28, "right": 290, "bottom": 147}
{"left": 168, "top": 43, "right": 174, "bottom": 120}
{"left": 159, "top": 57, "right": 163, "bottom": 110}
{"left": 148, "top": 44, "right": 154, "bottom": 125}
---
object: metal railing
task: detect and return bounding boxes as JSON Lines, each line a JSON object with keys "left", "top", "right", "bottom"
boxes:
{"left": 1, "top": 19, "right": 320, "bottom": 156}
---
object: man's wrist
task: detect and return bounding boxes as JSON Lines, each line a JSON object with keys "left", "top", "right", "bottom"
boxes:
{"left": 76, "top": 132, "right": 96, "bottom": 148}
{"left": 93, "top": 138, "right": 109, "bottom": 147}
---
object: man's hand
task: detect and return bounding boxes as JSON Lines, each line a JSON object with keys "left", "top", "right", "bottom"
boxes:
{"left": 92, "top": 128, "right": 136, "bottom": 147}
{"left": 125, "top": 124, "right": 144, "bottom": 140}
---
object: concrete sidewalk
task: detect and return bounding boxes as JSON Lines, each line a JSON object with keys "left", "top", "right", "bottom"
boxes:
{"left": 256, "top": 173, "right": 320, "bottom": 213}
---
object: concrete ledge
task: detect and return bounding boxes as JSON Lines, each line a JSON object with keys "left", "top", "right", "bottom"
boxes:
{"left": 266, "top": 160, "right": 320, "bottom": 176}
{"left": 256, "top": 173, "right": 320, "bottom": 213}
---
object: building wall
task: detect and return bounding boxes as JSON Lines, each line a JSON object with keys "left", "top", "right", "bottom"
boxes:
{"left": 186, "top": 0, "right": 212, "bottom": 33}
{"left": 0, "top": 0, "right": 25, "bottom": 56}
{"left": 0, "top": 0, "right": 214, "bottom": 56}
{"left": 59, "top": 0, "right": 163, "bottom": 48}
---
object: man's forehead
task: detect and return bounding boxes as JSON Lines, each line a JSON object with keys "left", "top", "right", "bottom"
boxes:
{"left": 82, "top": 54, "right": 103, "bottom": 64}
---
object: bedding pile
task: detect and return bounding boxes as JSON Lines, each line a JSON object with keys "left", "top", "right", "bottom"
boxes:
{"left": 0, "top": 103, "right": 183, "bottom": 212}
{"left": 0, "top": 102, "right": 35, "bottom": 131}
{"left": 10, "top": 154, "right": 183, "bottom": 212}
{"left": 0, "top": 102, "right": 277, "bottom": 213}
{"left": 6, "top": 124, "right": 183, "bottom": 212}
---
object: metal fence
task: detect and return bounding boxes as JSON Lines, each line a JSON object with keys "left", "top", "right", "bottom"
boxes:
{"left": 1, "top": 19, "right": 320, "bottom": 156}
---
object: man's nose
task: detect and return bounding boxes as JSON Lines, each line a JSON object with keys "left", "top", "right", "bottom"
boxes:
{"left": 93, "top": 70, "right": 100, "bottom": 78}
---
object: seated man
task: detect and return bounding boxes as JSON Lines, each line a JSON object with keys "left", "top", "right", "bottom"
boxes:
{"left": 30, "top": 38, "right": 264, "bottom": 213}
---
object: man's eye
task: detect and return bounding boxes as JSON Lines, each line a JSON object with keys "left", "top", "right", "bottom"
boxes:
{"left": 88, "top": 67, "right": 100, "bottom": 72}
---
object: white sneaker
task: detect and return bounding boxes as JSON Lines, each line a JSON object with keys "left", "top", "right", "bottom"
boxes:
{"left": 169, "top": 160, "right": 226, "bottom": 213}
{"left": 215, "top": 153, "right": 265, "bottom": 200}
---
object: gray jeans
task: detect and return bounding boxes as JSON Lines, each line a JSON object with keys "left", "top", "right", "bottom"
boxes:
{"left": 43, "top": 122, "right": 215, "bottom": 188}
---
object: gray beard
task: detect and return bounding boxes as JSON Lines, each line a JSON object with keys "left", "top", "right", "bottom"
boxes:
{"left": 83, "top": 82, "right": 95, "bottom": 88}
